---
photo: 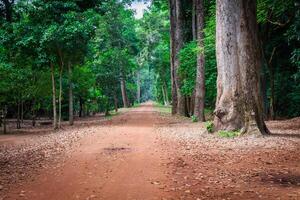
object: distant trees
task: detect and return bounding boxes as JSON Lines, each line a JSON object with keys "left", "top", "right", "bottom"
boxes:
{"left": 0, "top": 0, "right": 140, "bottom": 132}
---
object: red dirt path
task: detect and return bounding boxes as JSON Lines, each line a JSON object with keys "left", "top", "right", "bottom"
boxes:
{"left": 1, "top": 103, "right": 300, "bottom": 200}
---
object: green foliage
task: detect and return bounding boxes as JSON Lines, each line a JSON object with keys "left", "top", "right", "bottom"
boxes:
{"left": 178, "top": 41, "right": 199, "bottom": 97}
{"left": 218, "top": 130, "right": 240, "bottom": 138}
{"left": 204, "top": 121, "right": 214, "bottom": 133}
{"left": 191, "top": 115, "right": 198, "bottom": 123}
{"left": 204, "top": 3, "right": 217, "bottom": 107}
{"left": 138, "top": 2, "right": 171, "bottom": 104}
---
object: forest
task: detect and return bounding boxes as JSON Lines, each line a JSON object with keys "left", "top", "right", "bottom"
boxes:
{"left": 0, "top": 0, "right": 299, "bottom": 134}
{"left": 0, "top": 0, "right": 299, "bottom": 199}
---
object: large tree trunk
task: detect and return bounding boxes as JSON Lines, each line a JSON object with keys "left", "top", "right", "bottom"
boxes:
{"left": 120, "top": 74, "right": 129, "bottom": 108}
{"left": 214, "top": 0, "right": 269, "bottom": 135}
{"left": 51, "top": 62, "right": 58, "bottom": 130}
{"left": 169, "top": 0, "right": 178, "bottom": 115}
{"left": 193, "top": 0, "right": 205, "bottom": 121}
{"left": 68, "top": 61, "right": 74, "bottom": 126}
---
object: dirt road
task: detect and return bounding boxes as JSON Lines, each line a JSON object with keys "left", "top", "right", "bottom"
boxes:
{"left": 1, "top": 102, "right": 300, "bottom": 200}
{"left": 4, "top": 103, "right": 174, "bottom": 200}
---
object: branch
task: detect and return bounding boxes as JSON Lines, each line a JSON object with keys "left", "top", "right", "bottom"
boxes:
{"left": 267, "top": 18, "right": 291, "bottom": 27}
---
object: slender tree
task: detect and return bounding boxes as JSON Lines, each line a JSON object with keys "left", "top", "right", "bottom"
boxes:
{"left": 193, "top": 0, "right": 205, "bottom": 121}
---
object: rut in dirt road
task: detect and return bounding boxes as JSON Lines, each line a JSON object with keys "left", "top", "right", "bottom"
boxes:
{"left": 4, "top": 103, "right": 175, "bottom": 200}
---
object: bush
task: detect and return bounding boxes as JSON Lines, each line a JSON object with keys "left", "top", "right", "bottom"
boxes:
{"left": 204, "top": 121, "right": 214, "bottom": 133}
{"left": 191, "top": 115, "right": 198, "bottom": 122}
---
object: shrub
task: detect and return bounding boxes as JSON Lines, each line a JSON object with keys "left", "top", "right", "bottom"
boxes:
{"left": 204, "top": 121, "right": 214, "bottom": 133}
{"left": 191, "top": 115, "right": 198, "bottom": 122}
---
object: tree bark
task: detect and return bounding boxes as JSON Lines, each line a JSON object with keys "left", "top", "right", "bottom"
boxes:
{"left": 3, "top": 106, "right": 7, "bottom": 134}
{"left": 136, "top": 71, "right": 141, "bottom": 104}
{"left": 169, "top": 0, "right": 178, "bottom": 115}
{"left": 58, "top": 64, "right": 63, "bottom": 128}
{"left": 113, "top": 92, "right": 118, "bottom": 112}
{"left": 120, "top": 74, "right": 129, "bottom": 108}
{"left": 192, "top": 0, "right": 196, "bottom": 40}
{"left": 79, "top": 97, "right": 83, "bottom": 117}
{"left": 51, "top": 62, "right": 58, "bottom": 130}
{"left": 17, "top": 99, "right": 21, "bottom": 129}
{"left": 162, "top": 85, "right": 167, "bottom": 106}
{"left": 163, "top": 82, "right": 170, "bottom": 105}
{"left": 174, "top": 0, "right": 186, "bottom": 116}
{"left": 214, "top": 0, "right": 269, "bottom": 135}
{"left": 193, "top": 0, "right": 205, "bottom": 121}
{"left": 68, "top": 61, "right": 74, "bottom": 126}
{"left": 21, "top": 100, "right": 24, "bottom": 123}
{"left": 32, "top": 100, "right": 36, "bottom": 127}
{"left": 268, "top": 47, "right": 276, "bottom": 120}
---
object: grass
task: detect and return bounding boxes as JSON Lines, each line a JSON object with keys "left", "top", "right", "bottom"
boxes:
{"left": 218, "top": 130, "right": 241, "bottom": 138}
{"left": 154, "top": 102, "right": 172, "bottom": 114}
{"left": 204, "top": 121, "right": 214, "bottom": 133}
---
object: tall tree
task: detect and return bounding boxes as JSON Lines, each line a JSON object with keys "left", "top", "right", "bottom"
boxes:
{"left": 214, "top": 0, "right": 269, "bottom": 135}
{"left": 169, "top": 0, "right": 177, "bottom": 114}
{"left": 193, "top": 0, "right": 205, "bottom": 121}
{"left": 169, "top": 0, "right": 191, "bottom": 116}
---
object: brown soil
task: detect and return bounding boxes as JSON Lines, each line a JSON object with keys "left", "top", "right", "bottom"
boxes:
{"left": 0, "top": 102, "right": 299, "bottom": 200}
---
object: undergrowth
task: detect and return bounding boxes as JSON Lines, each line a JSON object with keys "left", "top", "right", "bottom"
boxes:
{"left": 218, "top": 130, "right": 240, "bottom": 138}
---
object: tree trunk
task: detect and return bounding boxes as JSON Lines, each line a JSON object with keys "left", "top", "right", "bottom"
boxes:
{"left": 113, "top": 92, "right": 118, "bottom": 112}
{"left": 120, "top": 75, "right": 129, "bottom": 108}
{"left": 163, "top": 82, "right": 170, "bottom": 105}
{"left": 185, "top": 97, "right": 191, "bottom": 117}
{"left": 161, "top": 85, "right": 167, "bottom": 106}
{"left": 175, "top": 0, "right": 186, "bottom": 116}
{"left": 3, "top": 0, "right": 13, "bottom": 22}
{"left": 269, "top": 72, "right": 275, "bottom": 120}
{"left": 193, "top": 0, "right": 205, "bottom": 121}
{"left": 17, "top": 99, "right": 21, "bottom": 129}
{"left": 214, "top": 0, "right": 269, "bottom": 135}
{"left": 136, "top": 71, "right": 141, "bottom": 104}
{"left": 268, "top": 47, "right": 276, "bottom": 120}
{"left": 58, "top": 64, "right": 63, "bottom": 128}
{"left": 21, "top": 100, "right": 24, "bottom": 123}
{"left": 51, "top": 62, "right": 58, "bottom": 130}
{"left": 32, "top": 100, "right": 36, "bottom": 127}
{"left": 68, "top": 61, "right": 74, "bottom": 126}
{"left": 58, "top": 49, "right": 64, "bottom": 128}
{"left": 79, "top": 97, "right": 83, "bottom": 117}
{"left": 169, "top": 0, "right": 178, "bottom": 115}
{"left": 3, "top": 106, "right": 7, "bottom": 134}
{"left": 192, "top": 0, "right": 196, "bottom": 40}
